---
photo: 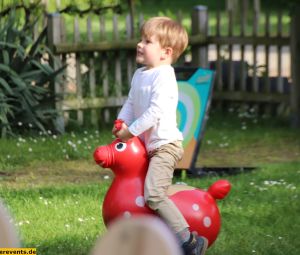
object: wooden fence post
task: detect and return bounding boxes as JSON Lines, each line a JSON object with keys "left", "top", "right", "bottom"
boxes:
{"left": 191, "top": 5, "right": 208, "bottom": 68}
{"left": 47, "top": 13, "right": 65, "bottom": 133}
{"left": 290, "top": 5, "right": 300, "bottom": 128}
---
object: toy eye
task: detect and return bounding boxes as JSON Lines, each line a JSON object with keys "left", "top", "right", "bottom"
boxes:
{"left": 115, "top": 142, "right": 127, "bottom": 152}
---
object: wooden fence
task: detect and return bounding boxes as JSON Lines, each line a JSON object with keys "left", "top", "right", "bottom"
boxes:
{"left": 47, "top": 2, "right": 300, "bottom": 129}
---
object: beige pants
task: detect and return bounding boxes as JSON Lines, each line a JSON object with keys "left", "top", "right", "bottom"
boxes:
{"left": 144, "top": 141, "right": 189, "bottom": 233}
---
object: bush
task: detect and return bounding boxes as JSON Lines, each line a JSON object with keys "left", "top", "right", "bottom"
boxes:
{"left": 0, "top": 6, "right": 65, "bottom": 138}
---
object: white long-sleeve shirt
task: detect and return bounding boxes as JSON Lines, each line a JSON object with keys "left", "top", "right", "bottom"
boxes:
{"left": 118, "top": 65, "right": 183, "bottom": 152}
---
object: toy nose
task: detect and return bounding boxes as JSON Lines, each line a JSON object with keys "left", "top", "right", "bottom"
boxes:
{"left": 94, "top": 146, "right": 111, "bottom": 168}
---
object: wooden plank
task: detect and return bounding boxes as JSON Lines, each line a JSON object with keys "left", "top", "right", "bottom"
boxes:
{"left": 277, "top": 10, "right": 284, "bottom": 93}
{"left": 290, "top": 6, "right": 300, "bottom": 127}
{"left": 87, "top": 15, "right": 98, "bottom": 127}
{"left": 62, "top": 96, "right": 127, "bottom": 110}
{"left": 213, "top": 91, "right": 289, "bottom": 103}
{"left": 54, "top": 40, "right": 138, "bottom": 53}
{"left": 74, "top": 16, "right": 83, "bottom": 125}
{"left": 240, "top": 3, "right": 247, "bottom": 92}
{"left": 264, "top": 12, "right": 270, "bottom": 93}
{"left": 47, "top": 14, "right": 65, "bottom": 133}
{"left": 126, "top": 14, "right": 135, "bottom": 88}
{"left": 191, "top": 6, "right": 208, "bottom": 68}
{"left": 53, "top": 35, "right": 290, "bottom": 54}
{"left": 252, "top": 7, "right": 259, "bottom": 93}
{"left": 215, "top": 10, "right": 223, "bottom": 92}
{"left": 228, "top": 9, "right": 234, "bottom": 91}
{"left": 100, "top": 15, "right": 110, "bottom": 124}
{"left": 113, "top": 14, "right": 122, "bottom": 98}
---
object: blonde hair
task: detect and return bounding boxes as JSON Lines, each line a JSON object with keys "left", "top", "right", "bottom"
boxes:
{"left": 140, "top": 17, "right": 188, "bottom": 63}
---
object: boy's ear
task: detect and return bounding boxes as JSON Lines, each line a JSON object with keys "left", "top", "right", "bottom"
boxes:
{"left": 161, "top": 47, "right": 173, "bottom": 60}
{"left": 164, "top": 47, "right": 173, "bottom": 57}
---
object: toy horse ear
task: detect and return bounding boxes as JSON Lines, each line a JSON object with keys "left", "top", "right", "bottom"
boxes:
{"left": 208, "top": 180, "right": 231, "bottom": 200}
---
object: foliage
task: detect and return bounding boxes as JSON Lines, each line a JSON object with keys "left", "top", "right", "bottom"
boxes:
{"left": 0, "top": 6, "right": 65, "bottom": 138}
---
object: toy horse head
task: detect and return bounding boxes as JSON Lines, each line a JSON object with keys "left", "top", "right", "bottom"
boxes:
{"left": 94, "top": 137, "right": 149, "bottom": 178}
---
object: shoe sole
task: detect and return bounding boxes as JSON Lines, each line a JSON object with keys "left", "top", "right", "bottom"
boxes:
{"left": 199, "top": 237, "right": 208, "bottom": 255}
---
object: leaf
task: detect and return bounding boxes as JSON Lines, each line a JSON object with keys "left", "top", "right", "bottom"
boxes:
{"left": 1, "top": 50, "right": 10, "bottom": 66}
{"left": 0, "top": 77, "right": 13, "bottom": 95}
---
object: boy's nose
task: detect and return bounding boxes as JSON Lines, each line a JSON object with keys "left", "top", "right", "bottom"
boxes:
{"left": 137, "top": 41, "right": 143, "bottom": 48}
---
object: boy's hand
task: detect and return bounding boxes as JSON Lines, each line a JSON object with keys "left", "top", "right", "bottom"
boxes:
{"left": 112, "top": 119, "right": 124, "bottom": 136}
{"left": 116, "top": 124, "right": 134, "bottom": 142}
{"left": 112, "top": 119, "right": 134, "bottom": 142}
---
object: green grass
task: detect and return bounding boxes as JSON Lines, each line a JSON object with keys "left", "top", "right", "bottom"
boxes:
{"left": 0, "top": 183, "right": 109, "bottom": 254}
{"left": 0, "top": 110, "right": 300, "bottom": 254}
{"left": 1, "top": 164, "right": 299, "bottom": 254}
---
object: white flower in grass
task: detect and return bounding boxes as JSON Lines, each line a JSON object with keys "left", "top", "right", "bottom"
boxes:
{"left": 252, "top": 250, "right": 256, "bottom": 253}
{"left": 77, "top": 140, "right": 82, "bottom": 144}
{"left": 7, "top": 154, "right": 11, "bottom": 159}
{"left": 47, "top": 130, "right": 52, "bottom": 135}
{"left": 83, "top": 137, "right": 88, "bottom": 142}
{"left": 78, "top": 217, "right": 84, "bottom": 222}
{"left": 206, "top": 140, "right": 212, "bottom": 145}
{"left": 28, "top": 148, "right": 32, "bottom": 152}
{"left": 278, "top": 236, "right": 283, "bottom": 240}
{"left": 18, "top": 122, "right": 23, "bottom": 126}
{"left": 28, "top": 123, "right": 33, "bottom": 128}
{"left": 104, "top": 175, "right": 110, "bottom": 180}
{"left": 65, "top": 224, "right": 70, "bottom": 228}
{"left": 52, "top": 135, "right": 57, "bottom": 139}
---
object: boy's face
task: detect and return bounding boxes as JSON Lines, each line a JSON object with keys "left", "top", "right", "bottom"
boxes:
{"left": 136, "top": 35, "right": 171, "bottom": 69}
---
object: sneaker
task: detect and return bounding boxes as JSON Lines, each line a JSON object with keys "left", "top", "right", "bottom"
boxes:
{"left": 182, "top": 232, "right": 208, "bottom": 255}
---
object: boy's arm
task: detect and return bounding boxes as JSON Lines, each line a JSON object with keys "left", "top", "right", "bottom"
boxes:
{"left": 118, "top": 94, "right": 134, "bottom": 126}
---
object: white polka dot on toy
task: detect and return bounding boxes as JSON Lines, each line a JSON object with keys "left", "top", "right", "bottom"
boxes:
{"left": 203, "top": 216, "right": 211, "bottom": 228}
{"left": 135, "top": 196, "right": 145, "bottom": 207}
{"left": 192, "top": 203, "right": 200, "bottom": 211}
{"left": 123, "top": 211, "right": 131, "bottom": 219}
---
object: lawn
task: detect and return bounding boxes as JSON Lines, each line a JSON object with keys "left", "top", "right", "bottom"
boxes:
{"left": 0, "top": 109, "right": 299, "bottom": 254}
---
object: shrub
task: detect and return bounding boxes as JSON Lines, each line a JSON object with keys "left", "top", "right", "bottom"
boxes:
{"left": 0, "top": 6, "right": 65, "bottom": 138}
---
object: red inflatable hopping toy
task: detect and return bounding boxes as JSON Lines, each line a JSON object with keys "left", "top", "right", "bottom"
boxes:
{"left": 94, "top": 120, "right": 231, "bottom": 247}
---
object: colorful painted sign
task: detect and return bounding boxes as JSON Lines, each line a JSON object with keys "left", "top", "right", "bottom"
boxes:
{"left": 176, "top": 68, "right": 215, "bottom": 170}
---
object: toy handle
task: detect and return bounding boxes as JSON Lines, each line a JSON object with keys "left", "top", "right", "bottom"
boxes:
{"left": 114, "top": 119, "right": 124, "bottom": 131}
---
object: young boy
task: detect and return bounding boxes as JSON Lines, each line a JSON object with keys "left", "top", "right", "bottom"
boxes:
{"left": 112, "top": 16, "right": 208, "bottom": 255}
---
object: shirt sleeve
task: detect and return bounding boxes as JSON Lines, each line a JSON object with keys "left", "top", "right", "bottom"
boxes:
{"left": 117, "top": 87, "right": 134, "bottom": 126}
{"left": 128, "top": 71, "right": 176, "bottom": 136}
